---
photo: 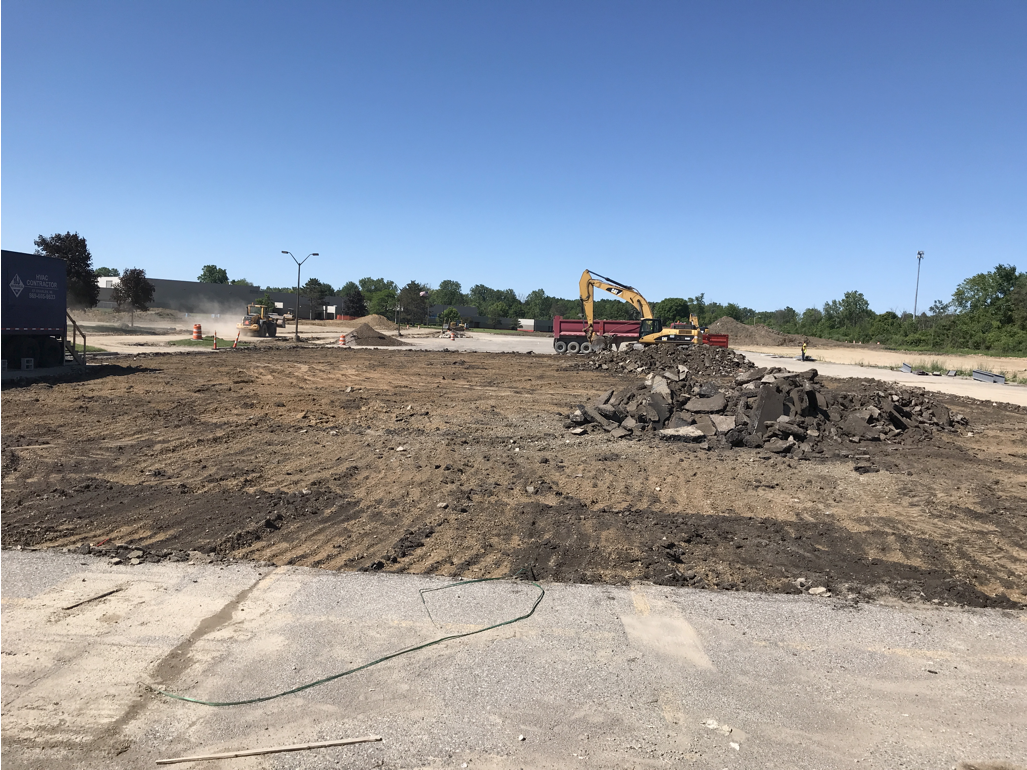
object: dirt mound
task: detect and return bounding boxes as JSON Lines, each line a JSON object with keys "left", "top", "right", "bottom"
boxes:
{"left": 346, "top": 323, "right": 410, "bottom": 347}
{"left": 568, "top": 345, "right": 967, "bottom": 456}
{"left": 350, "top": 314, "right": 399, "bottom": 331}
{"left": 707, "top": 316, "right": 803, "bottom": 347}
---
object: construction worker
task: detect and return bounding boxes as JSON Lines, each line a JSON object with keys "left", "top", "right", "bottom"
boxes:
{"left": 801, "top": 337, "right": 808, "bottom": 361}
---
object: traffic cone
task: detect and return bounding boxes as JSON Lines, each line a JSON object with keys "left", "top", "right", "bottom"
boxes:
{"left": 338, "top": 333, "right": 346, "bottom": 347}
{"left": 233, "top": 331, "right": 241, "bottom": 349}
{"left": 213, "top": 331, "right": 217, "bottom": 350}
{"left": 450, "top": 330, "right": 456, "bottom": 340}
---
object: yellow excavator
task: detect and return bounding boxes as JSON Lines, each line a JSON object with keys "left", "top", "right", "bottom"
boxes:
{"left": 579, "top": 269, "right": 704, "bottom": 349}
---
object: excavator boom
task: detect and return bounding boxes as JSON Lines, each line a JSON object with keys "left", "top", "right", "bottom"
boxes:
{"left": 579, "top": 270, "right": 654, "bottom": 340}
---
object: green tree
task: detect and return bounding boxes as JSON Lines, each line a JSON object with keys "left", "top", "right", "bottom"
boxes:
{"left": 337, "top": 281, "right": 360, "bottom": 299}
{"left": 398, "top": 281, "right": 430, "bottom": 324}
{"left": 839, "top": 290, "right": 872, "bottom": 328}
{"left": 94, "top": 266, "right": 120, "bottom": 277}
{"left": 358, "top": 277, "right": 398, "bottom": 295}
{"left": 522, "top": 288, "right": 551, "bottom": 319}
{"left": 254, "top": 292, "right": 275, "bottom": 310}
{"left": 800, "top": 307, "right": 823, "bottom": 329}
{"left": 772, "top": 307, "right": 798, "bottom": 327}
{"left": 952, "top": 264, "right": 1019, "bottom": 314}
{"left": 197, "top": 265, "right": 229, "bottom": 283}
{"left": 368, "top": 289, "right": 397, "bottom": 317}
{"left": 652, "top": 298, "right": 690, "bottom": 323}
{"left": 110, "top": 267, "right": 155, "bottom": 326}
{"left": 685, "top": 293, "right": 706, "bottom": 324}
{"left": 440, "top": 307, "right": 461, "bottom": 326}
{"left": 1009, "top": 276, "right": 1027, "bottom": 331}
{"left": 485, "top": 301, "right": 509, "bottom": 328}
{"left": 34, "top": 232, "right": 99, "bottom": 308}
{"left": 303, "top": 278, "right": 333, "bottom": 318}
{"left": 341, "top": 287, "right": 368, "bottom": 317}
{"left": 230, "top": 277, "right": 255, "bottom": 286}
{"left": 434, "top": 280, "right": 465, "bottom": 306}
{"left": 468, "top": 284, "right": 501, "bottom": 312}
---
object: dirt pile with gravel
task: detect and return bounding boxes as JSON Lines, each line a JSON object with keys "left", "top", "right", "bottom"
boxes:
{"left": 350, "top": 314, "right": 399, "bottom": 331}
{"left": 567, "top": 344, "right": 968, "bottom": 457}
{"left": 346, "top": 323, "right": 410, "bottom": 346}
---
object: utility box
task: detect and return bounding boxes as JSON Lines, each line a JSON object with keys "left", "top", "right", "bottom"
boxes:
{"left": 1, "top": 250, "right": 69, "bottom": 370}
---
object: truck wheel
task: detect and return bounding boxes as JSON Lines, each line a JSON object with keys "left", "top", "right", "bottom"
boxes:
{"left": 554, "top": 340, "right": 567, "bottom": 354}
{"left": 579, "top": 342, "right": 592, "bottom": 354}
{"left": 567, "top": 341, "right": 580, "bottom": 354}
{"left": 267, "top": 323, "right": 277, "bottom": 338}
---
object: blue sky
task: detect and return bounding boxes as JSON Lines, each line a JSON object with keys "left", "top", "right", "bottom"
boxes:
{"left": 3, "top": 1, "right": 1025, "bottom": 313}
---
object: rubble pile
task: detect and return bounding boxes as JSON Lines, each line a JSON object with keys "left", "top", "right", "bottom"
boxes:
{"left": 567, "top": 351, "right": 967, "bottom": 454}
{"left": 574, "top": 341, "right": 755, "bottom": 378}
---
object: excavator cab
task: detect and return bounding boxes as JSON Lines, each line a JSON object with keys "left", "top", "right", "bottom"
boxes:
{"left": 639, "top": 318, "right": 663, "bottom": 337}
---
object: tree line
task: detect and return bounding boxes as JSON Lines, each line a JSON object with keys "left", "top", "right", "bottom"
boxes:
{"left": 33, "top": 231, "right": 1027, "bottom": 353}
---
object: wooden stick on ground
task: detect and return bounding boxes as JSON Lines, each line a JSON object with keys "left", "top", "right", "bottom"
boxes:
{"left": 155, "top": 736, "right": 382, "bottom": 765}
{"left": 61, "top": 587, "right": 124, "bottom": 611}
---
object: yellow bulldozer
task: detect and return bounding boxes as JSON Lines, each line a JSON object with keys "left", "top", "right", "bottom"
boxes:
{"left": 237, "top": 304, "right": 279, "bottom": 337}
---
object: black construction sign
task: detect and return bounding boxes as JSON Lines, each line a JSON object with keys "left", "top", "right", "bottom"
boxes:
{"left": 1, "top": 250, "right": 68, "bottom": 333}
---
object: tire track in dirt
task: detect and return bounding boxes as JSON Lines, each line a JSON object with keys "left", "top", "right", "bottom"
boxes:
{"left": 3, "top": 348, "right": 1025, "bottom": 609}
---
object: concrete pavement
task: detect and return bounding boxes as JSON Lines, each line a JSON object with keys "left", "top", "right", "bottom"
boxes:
{"left": 2, "top": 550, "right": 1025, "bottom": 769}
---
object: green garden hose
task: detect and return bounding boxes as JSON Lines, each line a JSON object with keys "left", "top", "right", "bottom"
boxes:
{"left": 154, "top": 572, "right": 544, "bottom": 707}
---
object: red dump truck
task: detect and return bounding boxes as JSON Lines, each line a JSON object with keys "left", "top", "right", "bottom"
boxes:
{"left": 552, "top": 315, "right": 728, "bottom": 354}
{"left": 552, "top": 316, "right": 640, "bottom": 354}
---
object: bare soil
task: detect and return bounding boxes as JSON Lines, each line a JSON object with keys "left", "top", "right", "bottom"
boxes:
{"left": 346, "top": 323, "right": 410, "bottom": 346}
{"left": 2, "top": 348, "right": 1025, "bottom": 608}
{"left": 708, "top": 316, "right": 843, "bottom": 348}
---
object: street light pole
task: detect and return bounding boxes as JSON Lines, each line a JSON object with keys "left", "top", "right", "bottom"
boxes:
{"left": 282, "top": 251, "right": 318, "bottom": 341}
{"left": 914, "top": 251, "right": 925, "bottom": 318}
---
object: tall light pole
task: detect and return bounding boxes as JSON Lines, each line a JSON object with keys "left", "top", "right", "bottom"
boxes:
{"left": 282, "top": 251, "right": 318, "bottom": 341}
{"left": 913, "top": 251, "right": 925, "bottom": 318}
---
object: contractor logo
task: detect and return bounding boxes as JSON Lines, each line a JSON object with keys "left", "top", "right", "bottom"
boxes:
{"left": 9, "top": 274, "right": 24, "bottom": 298}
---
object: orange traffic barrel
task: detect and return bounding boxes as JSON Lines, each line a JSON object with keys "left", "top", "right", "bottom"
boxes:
{"left": 192, "top": 324, "right": 202, "bottom": 340}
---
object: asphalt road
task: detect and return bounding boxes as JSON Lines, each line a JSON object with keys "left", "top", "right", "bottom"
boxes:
{"left": 2, "top": 550, "right": 1024, "bottom": 769}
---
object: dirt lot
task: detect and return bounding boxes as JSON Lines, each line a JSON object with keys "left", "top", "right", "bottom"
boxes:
{"left": 3, "top": 347, "right": 1026, "bottom": 609}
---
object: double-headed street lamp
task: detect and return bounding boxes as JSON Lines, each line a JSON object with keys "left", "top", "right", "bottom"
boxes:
{"left": 282, "top": 251, "right": 318, "bottom": 341}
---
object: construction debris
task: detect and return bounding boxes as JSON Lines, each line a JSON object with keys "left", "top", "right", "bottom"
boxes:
{"left": 972, "top": 369, "right": 1006, "bottom": 384}
{"left": 566, "top": 345, "right": 968, "bottom": 454}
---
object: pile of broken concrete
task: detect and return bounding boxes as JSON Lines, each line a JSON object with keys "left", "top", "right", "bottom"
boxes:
{"left": 567, "top": 354, "right": 967, "bottom": 455}
{"left": 573, "top": 341, "right": 753, "bottom": 378}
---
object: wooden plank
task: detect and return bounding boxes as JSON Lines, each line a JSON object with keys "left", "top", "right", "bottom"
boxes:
{"left": 156, "top": 736, "right": 382, "bottom": 765}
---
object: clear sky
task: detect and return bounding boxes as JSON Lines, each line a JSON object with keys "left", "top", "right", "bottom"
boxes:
{"left": 3, "top": 1, "right": 1025, "bottom": 313}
